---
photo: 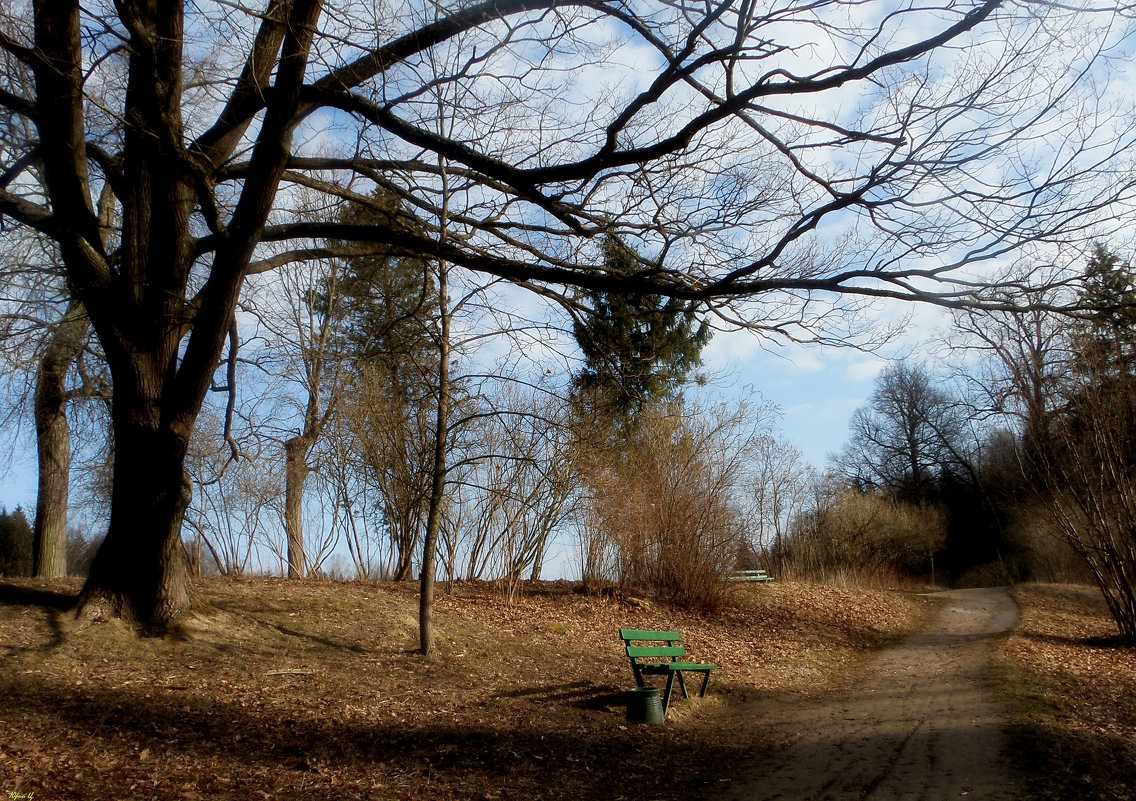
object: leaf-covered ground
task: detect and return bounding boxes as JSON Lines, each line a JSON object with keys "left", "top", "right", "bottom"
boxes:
{"left": 4, "top": 577, "right": 1132, "bottom": 800}
{"left": 998, "top": 584, "right": 1136, "bottom": 801}
{"left": 0, "top": 577, "right": 926, "bottom": 800}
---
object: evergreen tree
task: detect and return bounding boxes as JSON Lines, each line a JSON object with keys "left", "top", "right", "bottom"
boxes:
{"left": 323, "top": 192, "right": 439, "bottom": 376}
{"left": 571, "top": 236, "right": 711, "bottom": 430}
{"left": 0, "top": 507, "right": 34, "bottom": 577}
{"left": 1076, "top": 243, "right": 1136, "bottom": 379}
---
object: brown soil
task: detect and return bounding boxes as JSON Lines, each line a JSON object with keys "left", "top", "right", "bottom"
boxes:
{"left": 721, "top": 587, "right": 1022, "bottom": 801}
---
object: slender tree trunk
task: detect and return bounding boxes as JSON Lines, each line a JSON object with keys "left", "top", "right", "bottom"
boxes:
{"left": 419, "top": 263, "right": 450, "bottom": 656}
{"left": 393, "top": 509, "right": 417, "bottom": 581}
{"left": 284, "top": 436, "right": 310, "bottom": 578}
{"left": 33, "top": 302, "right": 90, "bottom": 577}
{"left": 529, "top": 543, "right": 545, "bottom": 582}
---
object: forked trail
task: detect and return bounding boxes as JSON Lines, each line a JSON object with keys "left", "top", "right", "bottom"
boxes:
{"left": 723, "top": 587, "right": 1021, "bottom": 801}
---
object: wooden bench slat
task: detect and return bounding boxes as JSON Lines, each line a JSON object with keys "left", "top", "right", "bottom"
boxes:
{"left": 619, "top": 628, "right": 681, "bottom": 641}
{"left": 626, "top": 645, "right": 686, "bottom": 659}
{"left": 638, "top": 661, "right": 717, "bottom": 672}
{"left": 661, "top": 661, "right": 717, "bottom": 671}
{"left": 726, "top": 569, "right": 773, "bottom": 582}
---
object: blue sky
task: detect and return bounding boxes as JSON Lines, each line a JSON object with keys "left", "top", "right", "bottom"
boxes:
{"left": 693, "top": 296, "right": 952, "bottom": 467}
{"left": 0, "top": 451, "right": 37, "bottom": 514}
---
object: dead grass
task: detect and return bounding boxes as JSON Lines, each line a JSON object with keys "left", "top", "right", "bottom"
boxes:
{"left": 0, "top": 576, "right": 929, "bottom": 800}
{"left": 997, "top": 583, "right": 1136, "bottom": 801}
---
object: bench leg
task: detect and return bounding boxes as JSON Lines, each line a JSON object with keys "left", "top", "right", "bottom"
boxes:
{"left": 676, "top": 670, "right": 689, "bottom": 699}
{"left": 699, "top": 670, "right": 712, "bottom": 698}
{"left": 662, "top": 671, "right": 677, "bottom": 715}
{"left": 631, "top": 666, "right": 646, "bottom": 688}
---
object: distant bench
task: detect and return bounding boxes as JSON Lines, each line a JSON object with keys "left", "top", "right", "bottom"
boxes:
{"left": 726, "top": 569, "right": 773, "bottom": 582}
{"left": 619, "top": 629, "right": 717, "bottom": 714}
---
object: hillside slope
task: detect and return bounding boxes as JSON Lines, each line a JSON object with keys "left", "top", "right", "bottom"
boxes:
{"left": 1, "top": 577, "right": 928, "bottom": 800}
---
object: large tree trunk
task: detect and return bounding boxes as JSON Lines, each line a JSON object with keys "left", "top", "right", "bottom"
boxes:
{"left": 34, "top": 0, "right": 322, "bottom": 630}
{"left": 33, "top": 303, "right": 90, "bottom": 577}
{"left": 284, "top": 436, "right": 310, "bottom": 578}
{"left": 80, "top": 402, "right": 193, "bottom": 629}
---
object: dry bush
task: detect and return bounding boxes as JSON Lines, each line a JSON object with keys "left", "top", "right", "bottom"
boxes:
{"left": 783, "top": 488, "right": 947, "bottom": 585}
{"left": 575, "top": 399, "right": 767, "bottom": 609}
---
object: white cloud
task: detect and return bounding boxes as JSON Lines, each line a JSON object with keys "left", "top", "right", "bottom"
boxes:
{"left": 844, "top": 358, "right": 887, "bottom": 383}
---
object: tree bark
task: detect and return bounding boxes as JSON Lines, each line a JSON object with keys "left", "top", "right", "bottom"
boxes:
{"left": 80, "top": 401, "right": 193, "bottom": 629}
{"left": 33, "top": 302, "right": 90, "bottom": 577}
{"left": 284, "top": 436, "right": 310, "bottom": 578}
{"left": 419, "top": 263, "right": 450, "bottom": 656}
{"left": 30, "top": 0, "right": 322, "bottom": 629}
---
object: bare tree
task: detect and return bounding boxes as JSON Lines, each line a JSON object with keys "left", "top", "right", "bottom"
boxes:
{"left": 1030, "top": 247, "right": 1136, "bottom": 636}
{"left": 834, "top": 361, "right": 971, "bottom": 501}
{"left": 454, "top": 384, "right": 576, "bottom": 596}
{"left": 240, "top": 255, "right": 354, "bottom": 578}
{"left": 2, "top": 0, "right": 1132, "bottom": 627}
{"left": 344, "top": 367, "right": 434, "bottom": 580}
{"left": 944, "top": 262, "right": 1077, "bottom": 459}
{"left": 184, "top": 413, "right": 277, "bottom": 575}
{"left": 0, "top": 228, "right": 109, "bottom": 578}
{"left": 1039, "top": 377, "right": 1136, "bottom": 637}
{"left": 747, "top": 435, "right": 811, "bottom": 576}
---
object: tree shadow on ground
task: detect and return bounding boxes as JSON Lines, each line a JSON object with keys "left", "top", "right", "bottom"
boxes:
{"left": 0, "top": 674, "right": 744, "bottom": 800}
{"left": 491, "top": 680, "right": 626, "bottom": 710}
{"left": 1018, "top": 630, "right": 1136, "bottom": 650}
{"left": 0, "top": 582, "right": 74, "bottom": 656}
{"left": 0, "top": 581, "right": 79, "bottom": 610}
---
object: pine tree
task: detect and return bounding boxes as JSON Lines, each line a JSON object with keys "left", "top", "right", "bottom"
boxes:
{"left": 0, "top": 507, "right": 34, "bottom": 577}
{"left": 571, "top": 236, "right": 711, "bottom": 431}
{"left": 1076, "top": 243, "right": 1136, "bottom": 379}
{"left": 323, "top": 192, "right": 439, "bottom": 376}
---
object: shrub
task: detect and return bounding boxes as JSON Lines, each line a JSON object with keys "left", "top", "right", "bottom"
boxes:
{"left": 782, "top": 489, "right": 947, "bottom": 585}
{"left": 575, "top": 399, "right": 763, "bottom": 609}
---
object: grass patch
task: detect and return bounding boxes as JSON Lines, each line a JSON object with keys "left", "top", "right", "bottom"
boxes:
{"left": 0, "top": 576, "right": 927, "bottom": 800}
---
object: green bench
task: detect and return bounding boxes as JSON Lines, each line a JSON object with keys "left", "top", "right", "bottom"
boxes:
{"left": 619, "top": 629, "right": 717, "bottom": 714}
{"left": 726, "top": 569, "right": 773, "bottom": 582}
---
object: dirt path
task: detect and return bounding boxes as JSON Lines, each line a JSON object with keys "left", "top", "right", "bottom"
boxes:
{"left": 722, "top": 587, "right": 1021, "bottom": 801}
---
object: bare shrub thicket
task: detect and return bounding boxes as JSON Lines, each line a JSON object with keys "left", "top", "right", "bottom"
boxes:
{"left": 783, "top": 486, "right": 948, "bottom": 586}
{"left": 1023, "top": 246, "right": 1136, "bottom": 638}
{"left": 184, "top": 412, "right": 278, "bottom": 575}
{"left": 430, "top": 384, "right": 575, "bottom": 599}
{"left": 576, "top": 398, "right": 774, "bottom": 609}
{"left": 1036, "top": 377, "right": 1136, "bottom": 637}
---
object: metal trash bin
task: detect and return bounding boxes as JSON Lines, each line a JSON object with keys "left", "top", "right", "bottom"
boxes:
{"left": 625, "top": 686, "right": 664, "bottom": 724}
